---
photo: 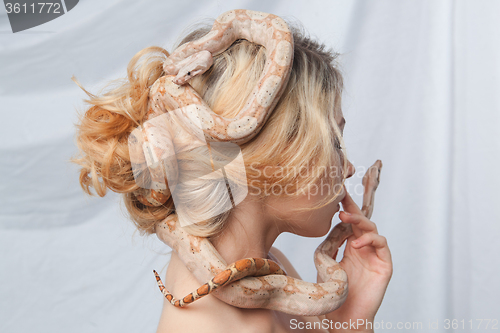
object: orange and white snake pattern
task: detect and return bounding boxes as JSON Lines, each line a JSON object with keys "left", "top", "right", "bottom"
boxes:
{"left": 126, "top": 8, "right": 384, "bottom": 316}
{"left": 154, "top": 160, "right": 383, "bottom": 315}
{"left": 153, "top": 258, "right": 286, "bottom": 307}
{"left": 129, "top": 9, "right": 294, "bottom": 207}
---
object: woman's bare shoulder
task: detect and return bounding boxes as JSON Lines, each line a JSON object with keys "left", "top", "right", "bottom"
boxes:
{"left": 156, "top": 253, "right": 277, "bottom": 333}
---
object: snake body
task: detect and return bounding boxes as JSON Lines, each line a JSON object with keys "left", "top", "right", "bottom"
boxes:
{"left": 154, "top": 160, "right": 383, "bottom": 316}
{"left": 153, "top": 258, "right": 286, "bottom": 307}
{"left": 126, "top": 9, "right": 384, "bottom": 315}
{"left": 129, "top": 9, "right": 294, "bottom": 207}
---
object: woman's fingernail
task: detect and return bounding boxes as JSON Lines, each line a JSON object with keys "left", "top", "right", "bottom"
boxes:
{"left": 343, "top": 211, "right": 351, "bottom": 216}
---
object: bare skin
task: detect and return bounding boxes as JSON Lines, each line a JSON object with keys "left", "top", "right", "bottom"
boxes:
{"left": 156, "top": 112, "right": 392, "bottom": 333}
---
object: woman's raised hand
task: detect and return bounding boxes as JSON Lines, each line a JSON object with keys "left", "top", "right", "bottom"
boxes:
{"left": 325, "top": 190, "right": 392, "bottom": 332}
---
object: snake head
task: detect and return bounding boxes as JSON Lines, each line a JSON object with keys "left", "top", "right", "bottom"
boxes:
{"left": 165, "top": 50, "right": 214, "bottom": 85}
{"left": 362, "top": 159, "right": 383, "bottom": 189}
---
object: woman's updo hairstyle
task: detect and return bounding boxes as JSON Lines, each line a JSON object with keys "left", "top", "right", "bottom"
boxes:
{"left": 72, "top": 23, "right": 347, "bottom": 237}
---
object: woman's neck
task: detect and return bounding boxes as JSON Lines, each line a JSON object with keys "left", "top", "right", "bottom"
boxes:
{"left": 209, "top": 196, "right": 281, "bottom": 264}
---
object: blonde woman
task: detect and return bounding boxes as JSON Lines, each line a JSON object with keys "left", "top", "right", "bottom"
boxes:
{"left": 73, "top": 12, "right": 392, "bottom": 333}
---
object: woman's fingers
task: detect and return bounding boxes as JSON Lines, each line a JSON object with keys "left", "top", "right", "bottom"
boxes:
{"left": 340, "top": 210, "right": 378, "bottom": 234}
{"left": 340, "top": 190, "right": 378, "bottom": 237}
{"left": 351, "top": 233, "right": 392, "bottom": 263}
{"left": 340, "top": 190, "right": 362, "bottom": 215}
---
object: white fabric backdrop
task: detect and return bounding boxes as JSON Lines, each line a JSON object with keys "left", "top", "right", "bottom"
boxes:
{"left": 1, "top": 0, "right": 499, "bottom": 332}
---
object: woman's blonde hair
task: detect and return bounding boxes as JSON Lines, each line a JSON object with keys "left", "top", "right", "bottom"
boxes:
{"left": 72, "top": 24, "right": 347, "bottom": 237}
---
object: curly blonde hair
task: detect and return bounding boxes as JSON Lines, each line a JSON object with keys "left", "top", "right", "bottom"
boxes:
{"left": 72, "top": 24, "right": 347, "bottom": 237}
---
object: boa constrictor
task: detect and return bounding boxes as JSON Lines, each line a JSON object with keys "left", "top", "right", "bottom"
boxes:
{"left": 129, "top": 9, "right": 294, "bottom": 207}
{"left": 126, "top": 8, "right": 384, "bottom": 316}
{"left": 153, "top": 258, "right": 286, "bottom": 307}
{"left": 154, "top": 160, "right": 383, "bottom": 316}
